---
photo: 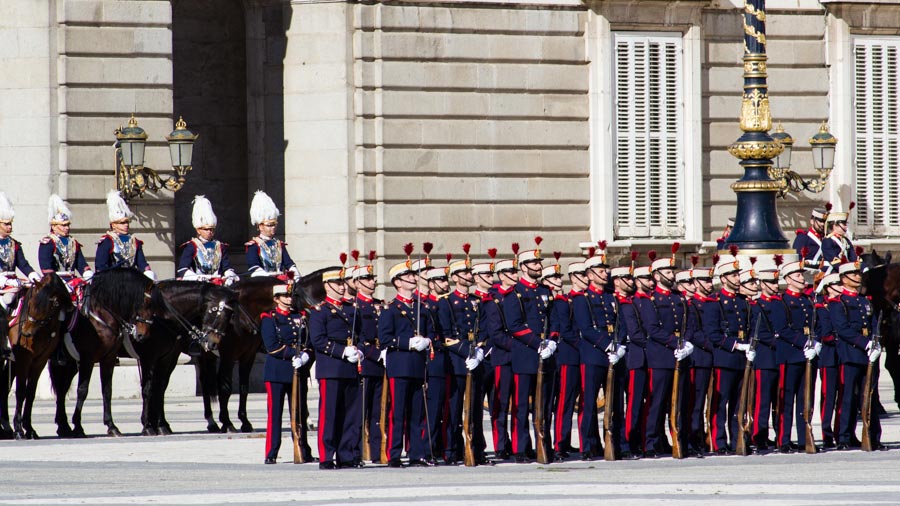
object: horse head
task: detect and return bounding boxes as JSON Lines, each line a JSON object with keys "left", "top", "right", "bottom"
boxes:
{"left": 18, "top": 272, "right": 72, "bottom": 348}
{"left": 197, "top": 287, "right": 237, "bottom": 352}
{"left": 87, "top": 268, "right": 157, "bottom": 343}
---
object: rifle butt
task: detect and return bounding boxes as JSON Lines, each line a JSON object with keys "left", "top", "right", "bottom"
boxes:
{"left": 463, "top": 372, "right": 476, "bottom": 466}
{"left": 534, "top": 360, "right": 549, "bottom": 464}
{"left": 803, "top": 360, "right": 816, "bottom": 454}
{"left": 379, "top": 372, "right": 390, "bottom": 463}
{"left": 861, "top": 362, "right": 875, "bottom": 452}
{"left": 603, "top": 365, "right": 616, "bottom": 461}
{"left": 291, "top": 370, "right": 304, "bottom": 464}
{"left": 361, "top": 377, "right": 371, "bottom": 462}
{"left": 670, "top": 366, "right": 683, "bottom": 459}
{"left": 735, "top": 364, "right": 753, "bottom": 456}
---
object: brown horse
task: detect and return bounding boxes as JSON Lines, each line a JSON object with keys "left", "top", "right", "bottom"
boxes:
{"left": 6, "top": 273, "right": 72, "bottom": 439}
{"left": 49, "top": 268, "right": 158, "bottom": 437}
{"left": 196, "top": 271, "right": 325, "bottom": 433}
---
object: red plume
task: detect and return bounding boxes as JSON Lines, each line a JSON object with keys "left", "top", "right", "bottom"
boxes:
{"left": 648, "top": 250, "right": 658, "bottom": 262}
{"left": 716, "top": 237, "right": 724, "bottom": 246}
{"left": 691, "top": 255, "right": 699, "bottom": 267}
{"left": 855, "top": 245, "right": 864, "bottom": 257}
{"left": 368, "top": 250, "right": 376, "bottom": 262}
{"left": 712, "top": 254, "right": 720, "bottom": 265}
{"left": 423, "top": 242, "right": 434, "bottom": 255}
{"left": 446, "top": 253, "right": 453, "bottom": 263}
{"left": 800, "top": 246, "right": 810, "bottom": 260}
{"left": 462, "top": 243, "right": 471, "bottom": 255}
{"left": 487, "top": 248, "right": 497, "bottom": 259}
{"left": 749, "top": 256, "right": 757, "bottom": 266}
{"left": 339, "top": 252, "right": 348, "bottom": 265}
{"left": 403, "top": 243, "right": 414, "bottom": 257}
{"left": 534, "top": 236, "right": 543, "bottom": 247}
{"left": 588, "top": 247, "right": 596, "bottom": 258}
{"left": 774, "top": 254, "right": 784, "bottom": 267}
{"left": 630, "top": 251, "right": 639, "bottom": 262}
{"left": 350, "top": 250, "right": 360, "bottom": 263}
{"left": 849, "top": 201, "right": 856, "bottom": 212}
{"left": 553, "top": 251, "right": 562, "bottom": 261}
{"left": 598, "top": 240, "right": 608, "bottom": 251}
{"left": 825, "top": 202, "right": 833, "bottom": 212}
{"left": 671, "top": 242, "right": 681, "bottom": 255}
{"left": 511, "top": 242, "right": 520, "bottom": 255}
{"left": 729, "top": 245, "right": 739, "bottom": 257}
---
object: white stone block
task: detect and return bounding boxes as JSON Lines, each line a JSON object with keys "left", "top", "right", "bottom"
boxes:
{"left": 64, "top": 56, "right": 172, "bottom": 85}
{"left": 0, "top": 57, "right": 50, "bottom": 88}
{"left": 0, "top": 117, "right": 51, "bottom": 147}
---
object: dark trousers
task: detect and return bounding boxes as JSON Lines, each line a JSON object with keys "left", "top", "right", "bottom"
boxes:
{"left": 387, "top": 377, "right": 427, "bottom": 461}
{"left": 710, "top": 367, "right": 742, "bottom": 452}
{"left": 362, "top": 375, "right": 384, "bottom": 461}
{"left": 752, "top": 368, "right": 778, "bottom": 446}
{"left": 317, "top": 378, "right": 361, "bottom": 465}
{"left": 483, "top": 362, "right": 495, "bottom": 416}
{"left": 264, "top": 380, "right": 311, "bottom": 461}
{"left": 425, "top": 374, "right": 448, "bottom": 458}
{"left": 555, "top": 364, "right": 580, "bottom": 453}
{"left": 491, "top": 364, "right": 513, "bottom": 456}
{"left": 689, "top": 367, "right": 712, "bottom": 449}
{"left": 578, "top": 364, "right": 606, "bottom": 456}
{"left": 776, "top": 363, "right": 805, "bottom": 446}
{"left": 510, "top": 371, "right": 552, "bottom": 456}
{"left": 819, "top": 366, "right": 839, "bottom": 440}
{"left": 613, "top": 363, "right": 630, "bottom": 455}
{"left": 645, "top": 368, "right": 674, "bottom": 453}
{"left": 838, "top": 363, "right": 882, "bottom": 445}
{"left": 446, "top": 374, "right": 466, "bottom": 460}
{"left": 446, "top": 370, "right": 487, "bottom": 461}
{"left": 625, "top": 367, "right": 647, "bottom": 453}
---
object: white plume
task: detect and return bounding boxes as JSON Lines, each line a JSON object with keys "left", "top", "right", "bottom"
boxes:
{"left": 249, "top": 190, "right": 280, "bottom": 226}
{"left": 191, "top": 195, "right": 217, "bottom": 228}
{"left": 48, "top": 194, "right": 72, "bottom": 224}
{"left": 0, "top": 192, "right": 14, "bottom": 222}
{"left": 106, "top": 190, "right": 134, "bottom": 222}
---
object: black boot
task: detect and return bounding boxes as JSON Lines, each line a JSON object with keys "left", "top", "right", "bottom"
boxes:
{"left": 0, "top": 308, "right": 11, "bottom": 362}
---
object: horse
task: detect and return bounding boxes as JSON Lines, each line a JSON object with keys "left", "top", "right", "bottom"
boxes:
{"left": 49, "top": 268, "right": 159, "bottom": 437}
{"left": 196, "top": 268, "right": 326, "bottom": 433}
{"left": 133, "top": 280, "right": 237, "bottom": 436}
{"left": 864, "top": 249, "right": 900, "bottom": 411}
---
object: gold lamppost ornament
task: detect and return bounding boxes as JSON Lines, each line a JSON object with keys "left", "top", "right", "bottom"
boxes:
{"left": 114, "top": 115, "right": 199, "bottom": 201}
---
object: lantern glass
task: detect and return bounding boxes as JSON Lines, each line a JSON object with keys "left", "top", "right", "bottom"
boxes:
{"left": 773, "top": 143, "right": 791, "bottom": 170}
{"left": 812, "top": 144, "right": 836, "bottom": 172}
{"left": 169, "top": 141, "right": 194, "bottom": 169}
{"left": 121, "top": 139, "right": 145, "bottom": 167}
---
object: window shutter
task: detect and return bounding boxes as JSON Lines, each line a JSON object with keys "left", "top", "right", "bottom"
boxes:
{"left": 613, "top": 33, "right": 684, "bottom": 239}
{"left": 854, "top": 38, "right": 900, "bottom": 236}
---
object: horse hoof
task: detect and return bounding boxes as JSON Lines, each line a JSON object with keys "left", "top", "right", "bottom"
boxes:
{"left": 221, "top": 423, "right": 239, "bottom": 434}
{"left": 14, "top": 431, "right": 25, "bottom": 441}
{"left": 141, "top": 427, "right": 158, "bottom": 437}
{"left": 26, "top": 431, "right": 39, "bottom": 440}
{"left": 72, "top": 427, "right": 87, "bottom": 439}
{"left": 56, "top": 426, "right": 74, "bottom": 438}
{"left": 107, "top": 426, "right": 123, "bottom": 437}
{"left": 240, "top": 423, "right": 253, "bottom": 433}
{"left": 206, "top": 422, "right": 221, "bottom": 434}
{"left": 158, "top": 425, "right": 173, "bottom": 436}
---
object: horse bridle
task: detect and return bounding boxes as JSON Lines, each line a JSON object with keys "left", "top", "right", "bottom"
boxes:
{"left": 159, "top": 292, "right": 235, "bottom": 353}
{"left": 87, "top": 287, "right": 155, "bottom": 343}
{"left": 18, "top": 286, "right": 63, "bottom": 340}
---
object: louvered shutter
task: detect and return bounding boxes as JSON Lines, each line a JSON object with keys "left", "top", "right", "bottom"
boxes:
{"left": 854, "top": 38, "right": 900, "bottom": 236}
{"left": 613, "top": 33, "right": 685, "bottom": 239}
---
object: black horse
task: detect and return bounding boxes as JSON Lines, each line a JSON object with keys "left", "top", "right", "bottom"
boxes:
{"left": 196, "top": 269, "right": 327, "bottom": 433}
{"left": 49, "top": 268, "right": 159, "bottom": 437}
{"left": 863, "top": 250, "right": 900, "bottom": 411}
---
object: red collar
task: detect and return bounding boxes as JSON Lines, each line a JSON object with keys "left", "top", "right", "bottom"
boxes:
{"left": 395, "top": 294, "right": 414, "bottom": 305}
{"left": 519, "top": 278, "right": 538, "bottom": 289}
{"left": 760, "top": 293, "right": 782, "bottom": 302}
{"left": 428, "top": 294, "right": 439, "bottom": 302}
{"left": 693, "top": 293, "right": 717, "bottom": 303}
{"left": 808, "top": 228, "right": 822, "bottom": 239}
{"left": 785, "top": 289, "right": 803, "bottom": 298}
{"left": 841, "top": 287, "right": 858, "bottom": 297}
{"left": 413, "top": 290, "right": 427, "bottom": 300}
{"left": 615, "top": 292, "right": 630, "bottom": 303}
{"left": 588, "top": 284, "right": 605, "bottom": 295}
{"left": 555, "top": 293, "right": 568, "bottom": 301}
{"left": 720, "top": 288, "right": 736, "bottom": 298}
{"left": 634, "top": 291, "right": 652, "bottom": 299}
{"left": 474, "top": 289, "right": 490, "bottom": 299}
{"left": 569, "top": 289, "right": 584, "bottom": 297}
{"left": 275, "top": 307, "right": 291, "bottom": 316}
{"left": 498, "top": 285, "right": 515, "bottom": 295}
{"left": 325, "top": 296, "right": 343, "bottom": 306}
{"left": 655, "top": 286, "right": 672, "bottom": 296}
{"left": 454, "top": 289, "right": 469, "bottom": 298}
{"left": 342, "top": 295, "right": 354, "bottom": 302}
{"left": 357, "top": 293, "right": 373, "bottom": 303}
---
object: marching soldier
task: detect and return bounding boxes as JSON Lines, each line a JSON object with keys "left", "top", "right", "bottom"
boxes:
{"left": 379, "top": 252, "right": 436, "bottom": 467}
{"left": 354, "top": 251, "right": 385, "bottom": 463}
{"left": 261, "top": 283, "right": 313, "bottom": 464}
{"left": 778, "top": 258, "right": 819, "bottom": 453}
{"left": 95, "top": 190, "right": 156, "bottom": 280}
{"left": 309, "top": 263, "right": 363, "bottom": 469}
{"left": 501, "top": 237, "right": 557, "bottom": 463}
{"left": 816, "top": 273, "right": 841, "bottom": 448}
{"left": 572, "top": 248, "right": 617, "bottom": 460}
{"left": 623, "top": 256, "right": 653, "bottom": 457}
{"left": 554, "top": 259, "right": 586, "bottom": 460}
{"left": 642, "top": 247, "right": 691, "bottom": 457}
{"left": 246, "top": 190, "right": 300, "bottom": 281}
{"left": 487, "top": 251, "right": 518, "bottom": 460}
{"left": 703, "top": 252, "right": 750, "bottom": 455}
{"left": 821, "top": 203, "right": 863, "bottom": 274}
{"left": 828, "top": 260, "right": 884, "bottom": 451}
{"left": 687, "top": 263, "right": 716, "bottom": 455}
{"left": 177, "top": 195, "right": 237, "bottom": 285}
{"left": 0, "top": 192, "right": 41, "bottom": 360}
{"left": 792, "top": 207, "right": 827, "bottom": 269}
{"left": 751, "top": 263, "right": 784, "bottom": 452}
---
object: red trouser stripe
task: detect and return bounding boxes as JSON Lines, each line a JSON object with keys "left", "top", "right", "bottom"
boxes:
{"left": 753, "top": 369, "right": 762, "bottom": 438}
{"left": 777, "top": 364, "right": 787, "bottom": 445}
{"left": 710, "top": 369, "right": 721, "bottom": 451}
{"left": 512, "top": 374, "right": 520, "bottom": 454}
{"left": 265, "top": 381, "right": 274, "bottom": 457}
{"left": 556, "top": 365, "right": 568, "bottom": 451}
{"left": 317, "top": 379, "right": 327, "bottom": 460}
{"left": 387, "top": 378, "right": 396, "bottom": 460}
{"left": 625, "top": 369, "right": 635, "bottom": 442}
{"left": 492, "top": 366, "right": 501, "bottom": 449}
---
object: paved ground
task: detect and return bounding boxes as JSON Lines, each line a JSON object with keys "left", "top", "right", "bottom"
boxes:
{"left": 2, "top": 370, "right": 900, "bottom": 505}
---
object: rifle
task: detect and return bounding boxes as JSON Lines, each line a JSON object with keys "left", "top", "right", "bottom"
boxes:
{"left": 533, "top": 295, "right": 552, "bottom": 465}
{"left": 735, "top": 315, "right": 761, "bottom": 456}
{"left": 290, "top": 314, "right": 309, "bottom": 464}
{"left": 379, "top": 367, "right": 390, "bottom": 463}
{"left": 861, "top": 310, "right": 882, "bottom": 452}
{"left": 603, "top": 299, "right": 620, "bottom": 461}
{"left": 803, "top": 298, "right": 818, "bottom": 454}
{"left": 351, "top": 295, "right": 371, "bottom": 463}
{"left": 670, "top": 298, "right": 688, "bottom": 459}
{"left": 462, "top": 299, "right": 480, "bottom": 467}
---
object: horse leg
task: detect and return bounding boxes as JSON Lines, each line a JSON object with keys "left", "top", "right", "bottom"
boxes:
{"left": 139, "top": 359, "right": 157, "bottom": 436}
{"left": 71, "top": 360, "right": 94, "bottom": 437}
{"left": 0, "top": 358, "right": 12, "bottom": 438}
{"left": 217, "top": 356, "right": 237, "bottom": 433}
{"left": 237, "top": 356, "right": 254, "bottom": 433}
{"left": 13, "top": 358, "right": 26, "bottom": 440}
{"left": 155, "top": 345, "right": 180, "bottom": 435}
{"left": 99, "top": 357, "right": 121, "bottom": 437}
{"left": 883, "top": 339, "right": 900, "bottom": 410}
{"left": 196, "top": 354, "right": 219, "bottom": 433}
{"left": 49, "top": 359, "right": 77, "bottom": 437}
{"left": 23, "top": 365, "right": 42, "bottom": 439}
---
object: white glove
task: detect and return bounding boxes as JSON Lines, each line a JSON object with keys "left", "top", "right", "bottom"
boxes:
{"left": 28, "top": 271, "right": 41, "bottom": 283}
{"left": 82, "top": 269, "right": 94, "bottom": 281}
{"left": 289, "top": 266, "right": 301, "bottom": 282}
{"left": 813, "top": 341, "right": 822, "bottom": 356}
{"left": 181, "top": 269, "right": 200, "bottom": 281}
{"left": 674, "top": 342, "right": 694, "bottom": 361}
{"left": 144, "top": 270, "right": 157, "bottom": 282}
{"left": 409, "top": 336, "right": 430, "bottom": 352}
{"left": 735, "top": 343, "right": 751, "bottom": 352}
{"left": 292, "top": 352, "right": 309, "bottom": 369}
{"left": 465, "top": 350, "right": 484, "bottom": 371}
{"left": 616, "top": 344, "right": 626, "bottom": 360}
{"left": 378, "top": 349, "right": 387, "bottom": 364}
{"left": 868, "top": 344, "right": 882, "bottom": 363}
{"left": 608, "top": 351, "right": 620, "bottom": 365}
{"left": 538, "top": 341, "right": 555, "bottom": 360}
{"left": 745, "top": 349, "right": 756, "bottom": 362}
{"left": 250, "top": 268, "right": 270, "bottom": 277}
{"left": 804, "top": 347, "right": 817, "bottom": 361}
{"left": 343, "top": 345, "right": 360, "bottom": 363}
{"left": 674, "top": 348, "right": 686, "bottom": 361}
{"left": 4, "top": 277, "right": 19, "bottom": 288}
{"left": 224, "top": 270, "right": 238, "bottom": 286}
{"left": 866, "top": 340, "right": 876, "bottom": 352}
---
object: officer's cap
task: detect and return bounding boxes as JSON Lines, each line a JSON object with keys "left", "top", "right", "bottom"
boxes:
{"left": 389, "top": 260, "right": 413, "bottom": 280}
{"left": 272, "top": 284, "right": 290, "bottom": 297}
{"left": 567, "top": 262, "right": 586, "bottom": 275}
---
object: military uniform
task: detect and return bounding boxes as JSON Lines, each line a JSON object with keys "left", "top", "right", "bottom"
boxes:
{"left": 355, "top": 292, "right": 385, "bottom": 462}
{"left": 421, "top": 289, "right": 448, "bottom": 461}
{"left": 778, "top": 288, "right": 814, "bottom": 449}
{"left": 750, "top": 293, "right": 781, "bottom": 449}
{"left": 261, "top": 306, "right": 313, "bottom": 463}
{"left": 621, "top": 289, "right": 649, "bottom": 455}
{"left": 38, "top": 235, "right": 89, "bottom": 277}
{"left": 245, "top": 236, "right": 297, "bottom": 276}
{"left": 309, "top": 296, "right": 362, "bottom": 467}
{"left": 815, "top": 283, "right": 839, "bottom": 446}
{"left": 554, "top": 288, "right": 582, "bottom": 456}
{"left": 95, "top": 232, "right": 151, "bottom": 273}
{"left": 489, "top": 282, "right": 515, "bottom": 459}
{"left": 792, "top": 228, "right": 824, "bottom": 268}
{"left": 178, "top": 238, "right": 234, "bottom": 280}
{"left": 821, "top": 235, "right": 859, "bottom": 273}
{"left": 687, "top": 291, "right": 715, "bottom": 452}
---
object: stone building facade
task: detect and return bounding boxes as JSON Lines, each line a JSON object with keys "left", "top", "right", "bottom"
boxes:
{"left": 2, "top": 0, "right": 899, "bottom": 281}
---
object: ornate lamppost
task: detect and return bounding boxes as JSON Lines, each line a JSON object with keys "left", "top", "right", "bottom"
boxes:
{"left": 114, "top": 115, "right": 199, "bottom": 201}
{"left": 724, "top": 1, "right": 837, "bottom": 252}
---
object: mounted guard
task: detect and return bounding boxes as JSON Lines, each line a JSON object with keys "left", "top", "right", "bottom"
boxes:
{"left": 0, "top": 192, "right": 42, "bottom": 360}
{"left": 177, "top": 195, "right": 237, "bottom": 285}
{"left": 246, "top": 190, "right": 299, "bottom": 281}
{"left": 95, "top": 190, "right": 156, "bottom": 281}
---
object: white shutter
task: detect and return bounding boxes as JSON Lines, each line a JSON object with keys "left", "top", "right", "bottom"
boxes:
{"left": 854, "top": 38, "right": 900, "bottom": 236}
{"left": 613, "top": 33, "right": 684, "bottom": 239}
